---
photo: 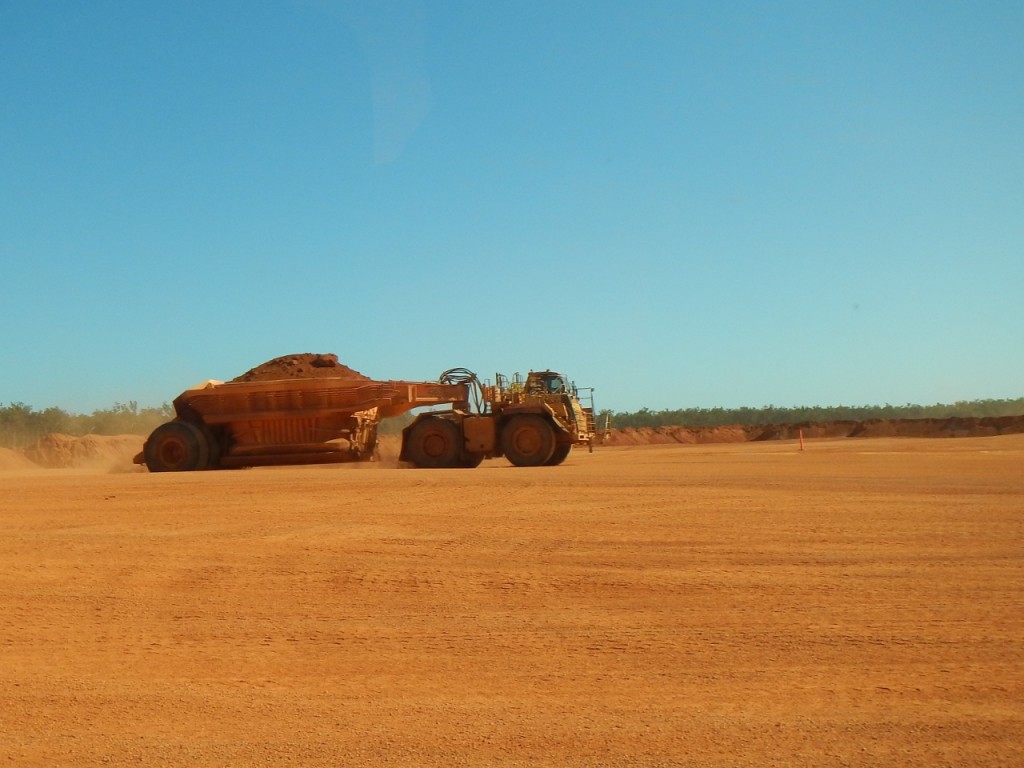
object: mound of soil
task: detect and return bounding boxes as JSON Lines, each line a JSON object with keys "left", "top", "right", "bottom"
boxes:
{"left": 602, "top": 415, "right": 1024, "bottom": 446}
{"left": 230, "top": 353, "right": 370, "bottom": 384}
{"left": 22, "top": 434, "right": 144, "bottom": 470}
{"left": 0, "top": 447, "right": 37, "bottom": 471}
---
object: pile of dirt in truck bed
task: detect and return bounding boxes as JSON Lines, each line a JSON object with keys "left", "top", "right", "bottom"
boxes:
{"left": 229, "top": 353, "right": 370, "bottom": 383}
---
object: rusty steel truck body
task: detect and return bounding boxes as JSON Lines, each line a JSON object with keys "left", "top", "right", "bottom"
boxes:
{"left": 137, "top": 367, "right": 594, "bottom": 471}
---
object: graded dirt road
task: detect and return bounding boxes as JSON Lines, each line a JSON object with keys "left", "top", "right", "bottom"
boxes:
{"left": 1, "top": 436, "right": 1022, "bottom": 767}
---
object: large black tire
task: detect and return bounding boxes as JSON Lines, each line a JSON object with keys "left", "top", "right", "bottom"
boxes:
{"left": 545, "top": 444, "right": 572, "bottom": 466}
{"left": 200, "top": 424, "right": 224, "bottom": 469}
{"left": 460, "top": 452, "right": 485, "bottom": 468}
{"left": 143, "top": 421, "right": 211, "bottom": 472}
{"left": 404, "top": 417, "right": 463, "bottom": 468}
{"left": 502, "top": 415, "right": 556, "bottom": 467}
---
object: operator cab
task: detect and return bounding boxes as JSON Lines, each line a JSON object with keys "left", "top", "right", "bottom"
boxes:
{"left": 527, "top": 371, "right": 568, "bottom": 395}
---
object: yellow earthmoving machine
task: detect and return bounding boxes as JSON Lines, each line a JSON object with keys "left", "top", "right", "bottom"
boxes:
{"left": 399, "top": 369, "right": 596, "bottom": 468}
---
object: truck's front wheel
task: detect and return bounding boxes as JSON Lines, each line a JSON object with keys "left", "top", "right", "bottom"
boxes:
{"left": 502, "top": 415, "right": 556, "bottom": 467}
{"left": 404, "top": 417, "right": 462, "bottom": 468}
{"left": 545, "top": 444, "right": 572, "bottom": 466}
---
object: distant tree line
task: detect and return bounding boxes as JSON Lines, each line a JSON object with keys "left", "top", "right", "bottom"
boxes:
{"left": 598, "top": 397, "right": 1024, "bottom": 431}
{"left": 0, "top": 402, "right": 174, "bottom": 449}
{"left": 3, "top": 397, "right": 1023, "bottom": 450}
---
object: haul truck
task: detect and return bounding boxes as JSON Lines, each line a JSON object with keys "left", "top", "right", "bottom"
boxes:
{"left": 136, "top": 368, "right": 594, "bottom": 471}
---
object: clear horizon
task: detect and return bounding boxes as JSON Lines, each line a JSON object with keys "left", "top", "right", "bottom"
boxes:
{"left": 3, "top": 1, "right": 1021, "bottom": 414}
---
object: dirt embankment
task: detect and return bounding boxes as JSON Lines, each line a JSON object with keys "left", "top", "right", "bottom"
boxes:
{"left": 602, "top": 415, "right": 1024, "bottom": 446}
{"left": 0, "top": 447, "right": 39, "bottom": 471}
{"left": 19, "top": 434, "right": 145, "bottom": 471}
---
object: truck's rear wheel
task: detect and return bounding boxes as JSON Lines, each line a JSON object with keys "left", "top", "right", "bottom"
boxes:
{"left": 405, "top": 417, "right": 462, "bottom": 468}
{"left": 200, "top": 424, "right": 224, "bottom": 469}
{"left": 143, "top": 421, "right": 211, "bottom": 472}
{"left": 502, "top": 415, "right": 556, "bottom": 467}
{"left": 545, "top": 444, "right": 572, "bottom": 466}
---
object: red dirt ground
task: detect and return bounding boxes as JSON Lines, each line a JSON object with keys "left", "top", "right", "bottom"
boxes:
{"left": 1, "top": 435, "right": 1022, "bottom": 766}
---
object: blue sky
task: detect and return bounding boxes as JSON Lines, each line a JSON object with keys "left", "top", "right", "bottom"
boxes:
{"left": 2, "top": 1, "right": 1021, "bottom": 414}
